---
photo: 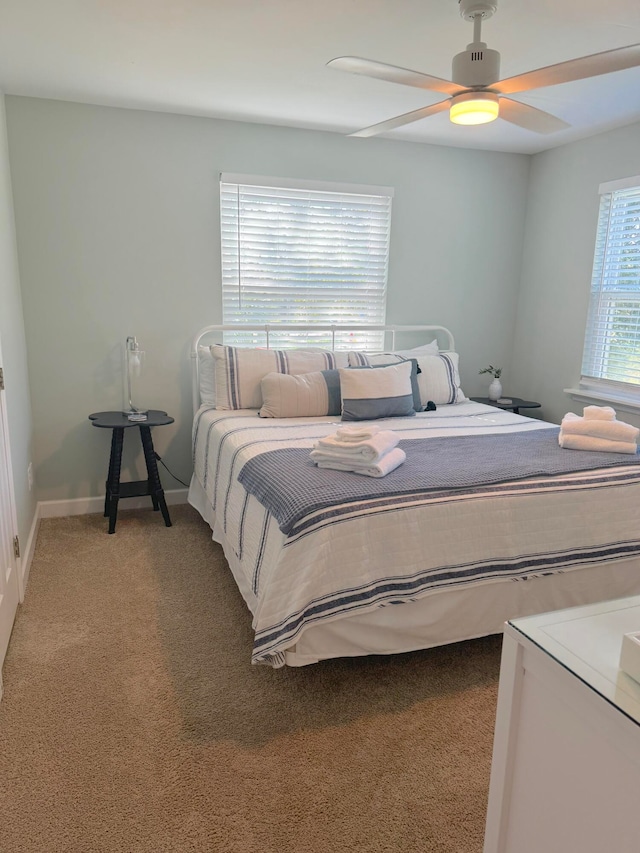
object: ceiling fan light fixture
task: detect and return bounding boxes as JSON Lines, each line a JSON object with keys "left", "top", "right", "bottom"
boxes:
{"left": 449, "top": 91, "right": 499, "bottom": 125}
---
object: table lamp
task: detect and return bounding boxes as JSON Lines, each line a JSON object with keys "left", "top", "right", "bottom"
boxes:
{"left": 124, "top": 336, "right": 148, "bottom": 421}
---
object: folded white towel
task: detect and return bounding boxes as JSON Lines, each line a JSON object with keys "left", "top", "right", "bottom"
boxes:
{"left": 314, "top": 429, "right": 399, "bottom": 463}
{"left": 316, "top": 447, "right": 407, "bottom": 478}
{"left": 558, "top": 432, "right": 638, "bottom": 455}
{"left": 310, "top": 445, "right": 399, "bottom": 468}
{"left": 335, "top": 424, "right": 382, "bottom": 443}
{"left": 561, "top": 412, "right": 639, "bottom": 443}
{"left": 583, "top": 405, "right": 616, "bottom": 421}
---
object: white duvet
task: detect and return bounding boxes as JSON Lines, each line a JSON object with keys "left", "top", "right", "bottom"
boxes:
{"left": 190, "top": 402, "right": 640, "bottom": 666}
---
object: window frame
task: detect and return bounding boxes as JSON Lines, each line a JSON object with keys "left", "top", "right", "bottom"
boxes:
{"left": 567, "top": 175, "right": 640, "bottom": 412}
{"left": 219, "top": 173, "right": 393, "bottom": 350}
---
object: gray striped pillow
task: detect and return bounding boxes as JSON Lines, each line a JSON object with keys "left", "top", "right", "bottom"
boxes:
{"left": 211, "top": 345, "right": 348, "bottom": 410}
{"left": 414, "top": 352, "right": 466, "bottom": 405}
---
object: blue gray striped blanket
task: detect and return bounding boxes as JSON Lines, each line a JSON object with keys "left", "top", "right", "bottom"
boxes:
{"left": 237, "top": 427, "right": 640, "bottom": 536}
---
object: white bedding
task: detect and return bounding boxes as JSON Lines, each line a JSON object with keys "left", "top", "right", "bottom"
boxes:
{"left": 189, "top": 401, "right": 640, "bottom": 667}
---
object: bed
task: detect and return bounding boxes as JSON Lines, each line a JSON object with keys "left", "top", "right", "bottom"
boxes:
{"left": 188, "top": 324, "right": 640, "bottom": 668}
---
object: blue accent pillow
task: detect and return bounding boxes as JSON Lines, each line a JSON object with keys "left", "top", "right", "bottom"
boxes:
{"left": 259, "top": 369, "right": 342, "bottom": 417}
{"left": 339, "top": 361, "right": 417, "bottom": 421}
{"left": 347, "top": 358, "right": 422, "bottom": 412}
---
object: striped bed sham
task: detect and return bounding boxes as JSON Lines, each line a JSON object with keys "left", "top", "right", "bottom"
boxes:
{"left": 211, "top": 345, "right": 349, "bottom": 410}
{"left": 348, "top": 350, "right": 466, "bottom": 406}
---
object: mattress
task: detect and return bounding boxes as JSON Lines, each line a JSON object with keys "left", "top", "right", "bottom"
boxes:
{"left": 189, "top": 401, "right": 640, "bottom": 667}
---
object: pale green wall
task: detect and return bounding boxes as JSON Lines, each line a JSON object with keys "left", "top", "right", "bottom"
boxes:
{"left": 0, "top": 94, "right": 36, "bottom": 544}
{"left": 5, "top": 96, "right": 530, "bottom": 501}
{"left": 512, "top": 120, "right": 640, "bottom": 428}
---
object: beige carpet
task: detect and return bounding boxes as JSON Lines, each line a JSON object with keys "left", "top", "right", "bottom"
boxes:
{"left": 0, "top": 504, "right": 502, "bottom": 853}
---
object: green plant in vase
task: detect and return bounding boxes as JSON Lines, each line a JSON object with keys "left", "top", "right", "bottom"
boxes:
{"left": 479, "top": 365, "right": 502, "bottom": 379}
{"left": 479, "top": 365, "right": 503, "bottom": 401}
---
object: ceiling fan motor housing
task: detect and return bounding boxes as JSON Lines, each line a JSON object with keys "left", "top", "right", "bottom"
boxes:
{"left": 452, "top": 43, "right": 500, "bottom": 87}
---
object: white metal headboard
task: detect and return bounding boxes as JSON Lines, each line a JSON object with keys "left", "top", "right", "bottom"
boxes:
{"left": 190, "top": 324, "right": 456, "bottom": 414}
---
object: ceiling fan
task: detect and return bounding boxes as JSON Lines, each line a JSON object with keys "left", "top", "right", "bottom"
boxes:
{"left": 327, "top": 0, "right": 640, "bottom": 137}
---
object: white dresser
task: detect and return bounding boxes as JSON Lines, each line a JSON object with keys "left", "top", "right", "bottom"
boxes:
{"left": 483, "top": 595, "right": 640, "bottom": 853}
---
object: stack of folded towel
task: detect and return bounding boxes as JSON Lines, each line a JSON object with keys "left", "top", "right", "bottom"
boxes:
{"left": 559, "top": 405, "right": 639, "bottom": 454}
{"left": 310, "top": 424, "right": 406, "bottom": 477}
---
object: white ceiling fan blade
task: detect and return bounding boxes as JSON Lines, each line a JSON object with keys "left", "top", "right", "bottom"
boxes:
{"left": 349, "top": 100, "right": 451, "bottom": 138}
{"left": 328, "top": 56, "right": 464, "bottom": 96}
{"left": 495, "top": 43, "right": 640, "bottom": 96}
{"left": 499, "top": 97, "right": 570, "bottom": 134}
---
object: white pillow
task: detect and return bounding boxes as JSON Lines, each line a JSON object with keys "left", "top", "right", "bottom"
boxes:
{"left": 211, "top": 345, "right": 349, "bottom": 410}
{"left": 347, "top": 340, "right": 439, "bottom": 367}
{"left": 340, "top": 361, "right": 416, "bottom": 421}
{"left": 400, "top": 340, "right": 440, "bottom": 355}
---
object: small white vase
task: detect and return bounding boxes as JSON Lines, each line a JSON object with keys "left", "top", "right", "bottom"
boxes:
{"left": 488, "top": 377, "right": 502, "bottom": 401}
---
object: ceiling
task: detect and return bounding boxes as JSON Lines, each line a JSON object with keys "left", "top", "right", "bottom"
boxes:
{"left": 1, "top": 0, "right": 640, "bottom": 154}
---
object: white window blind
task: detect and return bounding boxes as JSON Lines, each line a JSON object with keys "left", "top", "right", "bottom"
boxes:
{"left": 220, "top": 174, "right": 393, "bottom": 349}
{"left": 581, "top": 176, "right": 640, "bottom": 393}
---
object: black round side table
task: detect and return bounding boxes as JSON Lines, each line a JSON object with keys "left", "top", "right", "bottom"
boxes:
{"left": 89, "top": 410, "right": 174, "bottom": 534}
{"left": 470, "top": 397, "right": 541, "bottom": 415}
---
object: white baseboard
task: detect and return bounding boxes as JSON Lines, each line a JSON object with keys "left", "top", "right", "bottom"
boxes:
{"left": 15, "top": 489, "right": 188, "bottom": 602}
{"left": 38, "top": 488, "right": 189, "bottom": 519}
{"left": 18, "top": 503, "right": 41, "bottom": 600}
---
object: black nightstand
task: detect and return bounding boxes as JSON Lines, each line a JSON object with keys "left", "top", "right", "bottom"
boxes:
{"left": 470, "top": 397, "right": 541, "bottom": 415}
{"left": 89, "top": 410, "right": 174, "bottom": 533}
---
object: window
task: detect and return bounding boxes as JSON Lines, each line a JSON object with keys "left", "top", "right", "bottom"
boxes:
{"left": 580, "top": 175, "right": 640, "bottom": 402}
{"left": 220, "top": 174, "right": 393, "bottom": 349}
